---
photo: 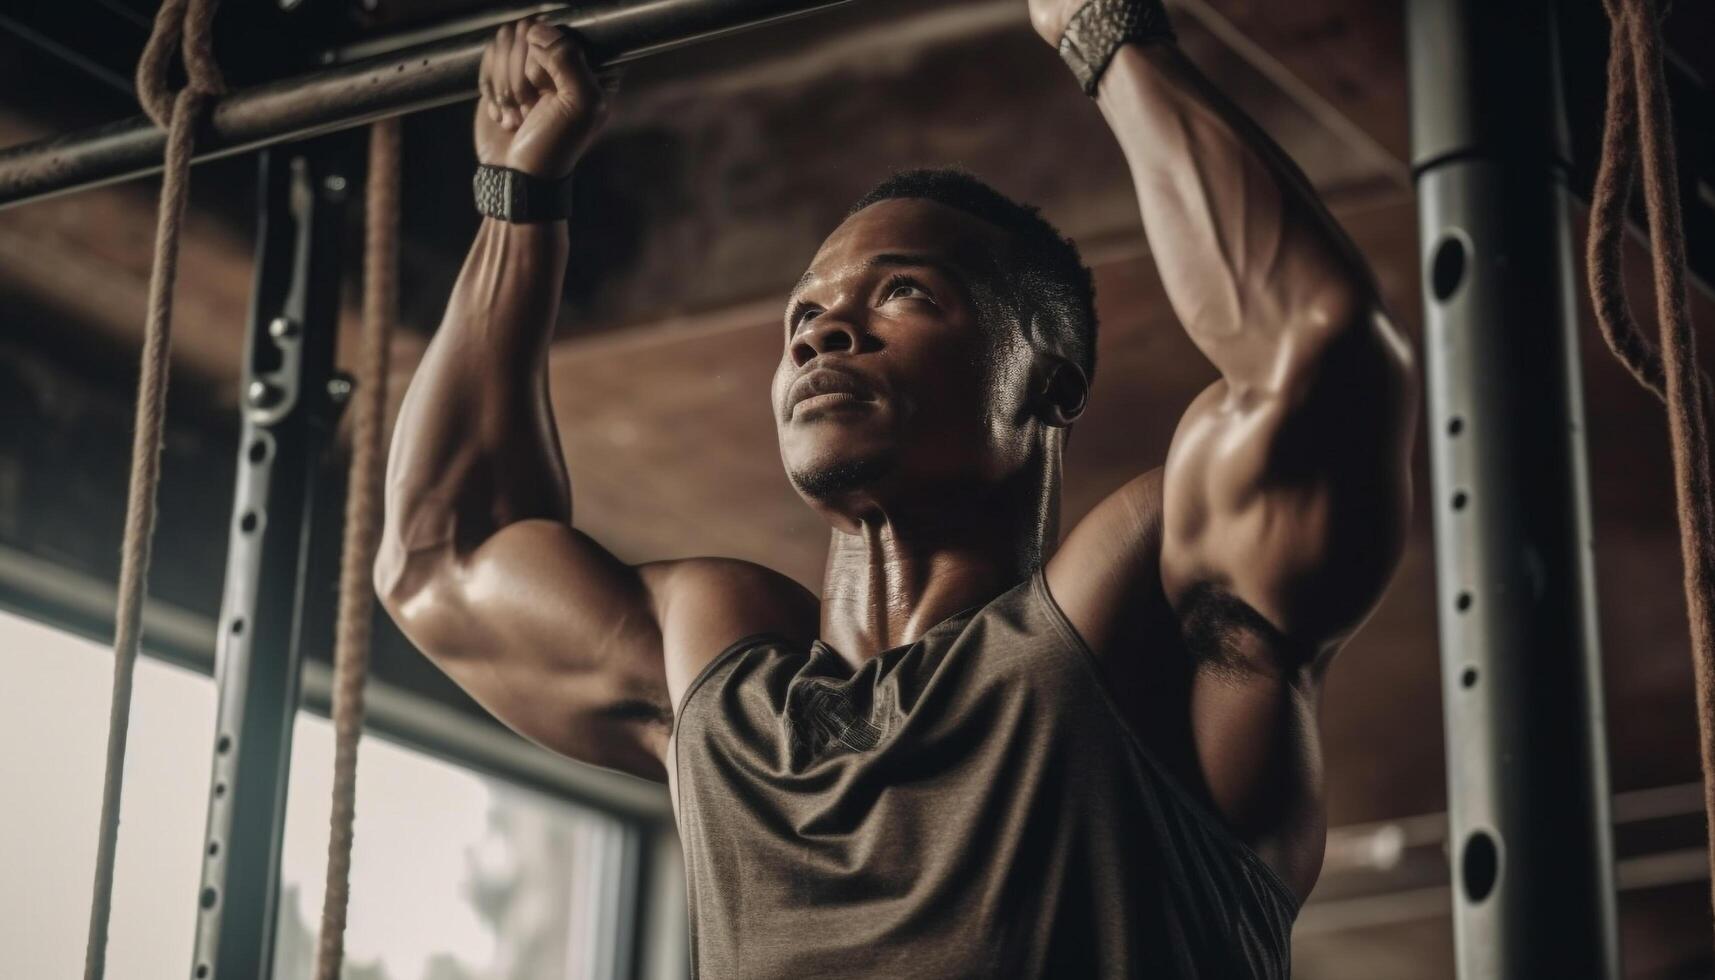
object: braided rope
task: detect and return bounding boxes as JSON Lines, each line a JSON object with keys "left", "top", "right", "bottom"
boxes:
{"left": 1588, "top": 0, "right": 1715, "bottom": 942}
{"left": 312, "top": 117, "right": 399, "bottom": 980}
{"left": 84, "top": 3, "right": 224, "bottom": 977}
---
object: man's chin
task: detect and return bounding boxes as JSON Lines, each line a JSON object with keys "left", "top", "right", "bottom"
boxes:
{"left": 787, "top": 453, "right": 895, "bottom": 501}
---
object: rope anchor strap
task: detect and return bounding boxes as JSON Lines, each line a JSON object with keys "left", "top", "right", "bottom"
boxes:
{"left": 1588, "top": 0, "right": 1715, "bottom": 953}
{"left": 84, "top": 1, "right": 225, "bottom": 978}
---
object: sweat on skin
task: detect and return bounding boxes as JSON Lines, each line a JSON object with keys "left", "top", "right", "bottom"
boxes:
{"left": 376, "top": 4, "right": 1417, "bottom": 975}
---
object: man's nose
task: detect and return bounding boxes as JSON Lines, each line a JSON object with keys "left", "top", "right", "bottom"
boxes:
{"left": 790, "top": 315, "right": 860, "bottom": 367}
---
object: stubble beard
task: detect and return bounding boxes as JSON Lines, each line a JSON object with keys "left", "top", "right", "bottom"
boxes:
{"left": 787, "top": 452, "right": 896, "bottom": 501}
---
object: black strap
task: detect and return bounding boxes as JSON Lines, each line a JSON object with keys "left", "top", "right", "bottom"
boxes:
{"left": 472, "top": 164, "right": 576, "bottom": 223}
{"left": 1057, "top": 0, "right": 1176, "bottom": 97}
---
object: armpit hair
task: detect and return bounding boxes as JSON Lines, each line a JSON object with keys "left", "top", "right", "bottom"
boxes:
{"left": 600, "top": 695, "right": 675, "bottom": 732}
{"left": 1175, "top": 581, "right": 1312, "bottom": 678}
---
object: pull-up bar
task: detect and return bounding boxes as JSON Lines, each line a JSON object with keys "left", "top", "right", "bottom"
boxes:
{"left": 0, "top": 0, "right": 855, "bottom": 210}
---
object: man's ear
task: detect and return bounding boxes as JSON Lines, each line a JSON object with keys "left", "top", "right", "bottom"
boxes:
{"left": 1034, "top": 355, "right": 1088, "bottom": 428}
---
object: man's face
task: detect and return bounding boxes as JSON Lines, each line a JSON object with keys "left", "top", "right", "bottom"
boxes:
{"left": 772, "top": 198, "right": 1039, "bottom": 519}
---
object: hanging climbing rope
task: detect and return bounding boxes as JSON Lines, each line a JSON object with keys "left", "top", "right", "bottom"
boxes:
{"left": 89, "top": 1, "right": 396, "bottom": 974}
{"left": 83, "top": 1, "right": 225, "bottom": 977}
{"left": 1587, "top": 0, "right": 1715, "bottom": 938}
{"left": 312, "top": 117, "right": 398, "bottom": 980}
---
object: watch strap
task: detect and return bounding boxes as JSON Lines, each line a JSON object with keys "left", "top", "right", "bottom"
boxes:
{"left": 472, "top": 164, "right": 576, "bottom": 223}
{"left": 1057, "top": 0, "right": 1176, "bottom": 97}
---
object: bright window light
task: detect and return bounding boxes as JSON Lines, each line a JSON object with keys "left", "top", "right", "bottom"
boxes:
{"left": 0, "top": 607, "right": 626, "bottom": 980}
{"left": 274, "top": 711, "right": 626, "bottom": 980}
{"left": 0, "top": 607, "right": 214, "bottom": 979}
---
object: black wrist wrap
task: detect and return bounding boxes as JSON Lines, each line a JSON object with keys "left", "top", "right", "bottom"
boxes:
{"left": 1057, "top": 0, "right": 1176, "bottom": 97}
{"left": 472, "top": 164, "right": 575, "bottom": 223}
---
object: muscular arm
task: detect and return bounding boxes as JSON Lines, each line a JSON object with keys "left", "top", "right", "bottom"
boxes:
{"left": 375, "top": 219, "right": 670, "bottom": 778}
{"left": 376, "top": 22, "right": 815, "bottom": 781}
{"left": 1098, "top": 42, "right": 1416, "bottom": 657}
{"left": 1044, "top": 27, "right": 1416, "bottom": 894}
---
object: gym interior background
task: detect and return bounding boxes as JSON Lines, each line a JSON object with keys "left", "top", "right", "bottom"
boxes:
{"left": 1, "top": 0, "right": 1712, "bottom": 977}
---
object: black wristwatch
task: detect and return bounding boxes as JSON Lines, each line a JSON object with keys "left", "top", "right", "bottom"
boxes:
{"left": 472, "top": 164, "right": 576, "bottom": 223}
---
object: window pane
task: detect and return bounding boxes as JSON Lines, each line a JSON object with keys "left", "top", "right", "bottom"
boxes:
{"left": 0, "top": 606, "right": 632, "bottom": 980}
{"left": 274, "top": 713, "right": 632, "bottom": 980}
{"left": 0, "top": 608, "right": 215, "bottom": 979}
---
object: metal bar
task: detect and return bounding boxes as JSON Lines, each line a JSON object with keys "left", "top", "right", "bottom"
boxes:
{"left": 0, "top": 0, "right": 855, "bottom": 210}
{"left": 190, "top": 144, "right": 349, "bottom": 980}
{"left": 1407, "top": 1, "right": 1620, "bottom": 977}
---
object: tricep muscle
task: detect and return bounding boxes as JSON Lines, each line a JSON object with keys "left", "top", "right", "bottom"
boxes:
{"left": 384, "top": 521, "right": 820, "bottom": 782}
{"left": 1160, "top": 309, "right": 1416, "bottom": 661}
{"left": 386, "top": 519, "right": 672, "bottom": 778}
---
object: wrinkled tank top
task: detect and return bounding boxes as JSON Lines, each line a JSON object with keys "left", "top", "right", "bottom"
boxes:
{"left": 669, "top": 570, "right": 1298, "bottom": 979}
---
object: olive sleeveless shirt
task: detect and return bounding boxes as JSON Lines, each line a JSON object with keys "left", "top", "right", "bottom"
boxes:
{"left": 669, "top": 570, "right": 1298, "bottom": 978}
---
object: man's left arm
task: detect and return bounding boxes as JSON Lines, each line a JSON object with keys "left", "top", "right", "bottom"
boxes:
{"left": 1035, "top": 3, "right": 1418, "bottom": 892}
{"left": 1088, "top": 34, "right": 1418, "bottom": 660}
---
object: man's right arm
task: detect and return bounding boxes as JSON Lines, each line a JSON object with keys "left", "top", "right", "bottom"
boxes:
{"left": 375, "top": 213, "right": 675, "bottom": 777}
{"left": 375, "top": 21, "right": 816, "bottom": 782}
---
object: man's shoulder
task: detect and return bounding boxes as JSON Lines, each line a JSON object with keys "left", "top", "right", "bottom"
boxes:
{"left": 640, "top": 556, "right": 820, "bottom": 709}
{"left": 1044, "top": 467, "right": 1169, "bottom": 653}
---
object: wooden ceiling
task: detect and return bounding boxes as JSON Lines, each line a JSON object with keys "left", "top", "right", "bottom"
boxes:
{"left": 3, "top": 1, "right": 1713, "bottom": 975}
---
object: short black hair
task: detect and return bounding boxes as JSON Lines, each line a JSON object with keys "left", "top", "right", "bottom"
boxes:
{"left": 847, "top": 167, "right": 1098, "bottom": 382}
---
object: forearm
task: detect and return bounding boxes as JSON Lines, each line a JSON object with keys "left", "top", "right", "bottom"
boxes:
{"left": 1095, "top": 42, "right": 1377, "bottom": 382}
{"left": 378, "top": 218, "right": 571, "bottom": 592}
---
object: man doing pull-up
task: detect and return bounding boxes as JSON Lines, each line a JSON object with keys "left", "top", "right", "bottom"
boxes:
{"left": 376, "top": 1, "right": 1417, "bottom": 975}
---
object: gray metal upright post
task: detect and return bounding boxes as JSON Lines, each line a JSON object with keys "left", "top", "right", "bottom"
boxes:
{"left": 1407, "top": 1, "right": 1620, "bottom": 976}
{"left": 191, "top": 145, "right": 348, "bottom": 979}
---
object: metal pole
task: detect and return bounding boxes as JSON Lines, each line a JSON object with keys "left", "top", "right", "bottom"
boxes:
{"left": 0, "top": 0, "right": 854, "bottom": 210}
{"left": 1407, "top": 1, "right": 1620, "bottom": 976}
{"left": 191, "top": 143, "right": 349, "bottom": 980}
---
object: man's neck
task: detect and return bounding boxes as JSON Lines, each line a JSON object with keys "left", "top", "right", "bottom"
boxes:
{"left": 816, "top": 470, "right": 1059, "bottom": 666}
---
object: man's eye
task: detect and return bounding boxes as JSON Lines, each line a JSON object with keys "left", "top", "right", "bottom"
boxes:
{"left": 886, "top": 280, "right": 930, "bottom": 302}
{"left": 797, "top": 309, "right": 821, "bottom": 327}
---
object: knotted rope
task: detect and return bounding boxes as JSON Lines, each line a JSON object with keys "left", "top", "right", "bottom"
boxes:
{"left": 312, "top": 117, "right": 399, "bottom": 980}
{"left": 84, "top": 1, "right": 224, "bottom": 977}
{"left": 1587, "top": 0, "right": 1715, "bottom": 936}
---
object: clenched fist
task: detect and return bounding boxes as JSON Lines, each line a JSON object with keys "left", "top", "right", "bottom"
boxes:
{"left": 475, "top": 19, "right": 612, "bottom": 180}
{"left": 1025, "top": 0, "right": 1084, "bottom": 47}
